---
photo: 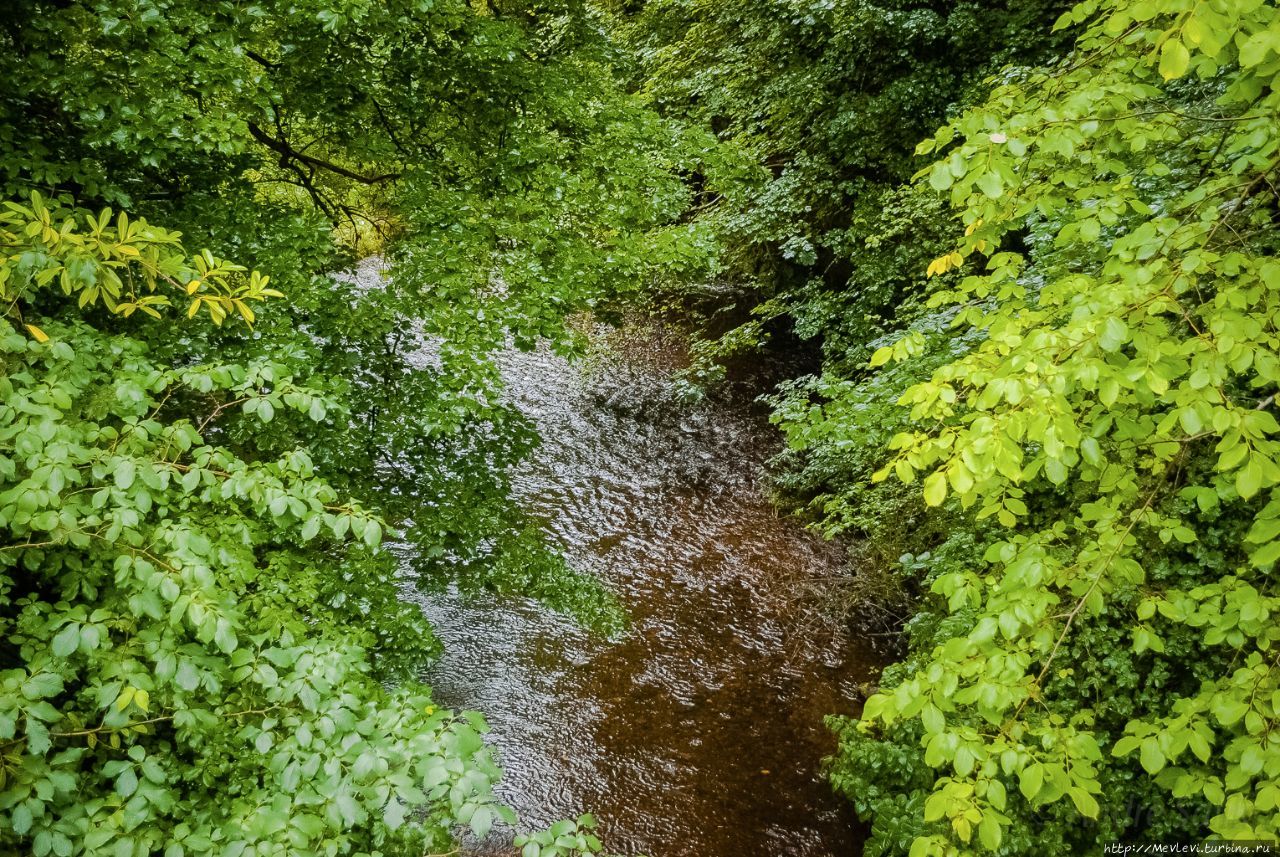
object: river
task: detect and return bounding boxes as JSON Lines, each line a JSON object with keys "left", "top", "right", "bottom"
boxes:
{"left": 378, "top": 272, "right": 884, "bottom": 855}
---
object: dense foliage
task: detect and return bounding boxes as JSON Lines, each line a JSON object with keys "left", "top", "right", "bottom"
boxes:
{"left": 0, "top": 1, "right": 710, "bottom": 854}
{"left": 9, "top": 0, "right": 1280, "bottom": 853}
{"left": 622, "top": 0, "right": 1071, "bottom": 349}
{"left": 618, "top": 0, "right": 1074, "bottom": 554}
{"left": 855, "top": 1, "right": 1280, "bottom": 850}
{"left": 1, "top": 196, "right": 508, "bottom": 854}
{"left": 624, "top": 0, "right": 1280, "bottom": 853}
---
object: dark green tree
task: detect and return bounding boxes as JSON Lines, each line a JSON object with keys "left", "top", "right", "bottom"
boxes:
{"left": 0, "top": 1, "right": 711, "bottom": 854}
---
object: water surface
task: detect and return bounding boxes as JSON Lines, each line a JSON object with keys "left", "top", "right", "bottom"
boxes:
{"left": 400, "top": 321, "right": 883, "bottom": 856}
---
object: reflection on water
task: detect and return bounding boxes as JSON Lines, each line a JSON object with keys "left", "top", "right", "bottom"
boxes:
{"left": 398, "top": 322, "right": 882, "bottom": 857}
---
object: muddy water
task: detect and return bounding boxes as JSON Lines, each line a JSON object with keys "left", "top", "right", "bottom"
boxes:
{"left": 400, "top": 323, "right": 882, "bottom": 857}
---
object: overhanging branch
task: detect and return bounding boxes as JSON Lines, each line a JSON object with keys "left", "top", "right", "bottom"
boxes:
{"left": 246, "top": 122, "right": 400, "bottom": 185}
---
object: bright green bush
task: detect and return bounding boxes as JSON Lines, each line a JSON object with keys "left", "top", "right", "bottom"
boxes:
{"left": 0, "top": 195, "right": 515, "bottom": 855}
{"left": 838, "top": 0, "right": 1280, "bottom": 851}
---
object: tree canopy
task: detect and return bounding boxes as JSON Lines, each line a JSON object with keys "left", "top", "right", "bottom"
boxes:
{"left": 1, "top": 1, "right": 711, "bottom": 854}
{"left": 5, "top": 0, "right": 1280, "bottom": 854}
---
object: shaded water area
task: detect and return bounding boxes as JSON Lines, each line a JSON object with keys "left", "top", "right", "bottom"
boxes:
{"left": 397, "top": 307, "right": 885, "bottom": 855}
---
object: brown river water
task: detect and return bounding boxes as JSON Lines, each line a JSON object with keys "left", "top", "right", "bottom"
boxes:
{"left": 388, "top": 296, "right": 884, "bottom": 856}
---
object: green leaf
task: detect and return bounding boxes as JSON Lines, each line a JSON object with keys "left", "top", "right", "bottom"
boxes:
{"left": 175, "top": 660, "right": 199, "bottom": 692}
{"left": 1237, "top": 458, "right": 1264, "bottom": 499}
{"left": 12, "top": 803, "right": 32, "bottom": 836}
{"left": 1019, "top": 763, "right": 1044, "bottom": 802}
{"left": 1139, "top": 737, "right": 1165, "bottom": 774}
{"left": 1240, "top": 743, "right": 1265, "bottom": 775}
{"left": 1159, "top": 38, "right": 1190, "bottom": 80}
{"left": 1099, "top": 316, "right": 1129, "bottom": 352}
{"left": 921, "top": 704, "right": 945, "bottom": 735}
{"left": 1068, "top": 787, "right": 1099, "bottom": 818}
{"left": 334, "top": 793, "right": 360, "bottom": 826}
{"left": 978, "top": 814, "right": 1002, "bottom": 850}
{"left": 115, "top": 460, "right": 136, "bottom": 490}
{"left": 116, "top": 766, "right": 139, "bottom": 798}
{"left": 976, "top": 171, "right": 1003, "bottom": 199}
{"left": 383, "top": 800, "right": 407, "bottom": 830}
{"left": 923, "top": 472, "right": 947, "bottom": 507}
{"left": 1239, "top": 31, "right": 1275, "bottom": 68}
{"left": 52, "top": 624, "right": 80, "bottom": 657}
{"left": 929, "top": 164, "right": 954, "bottom": 192}
{"left": 471, "top": 805, "right": 494, "bottom": 838}
{"left": 1213, "top": 696, "right": 1249, "bottom": 726}
{"left": 22, "top": 672, "right": 62, "bottom": 700}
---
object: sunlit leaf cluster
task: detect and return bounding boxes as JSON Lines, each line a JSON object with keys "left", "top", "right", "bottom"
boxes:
{"left": 841, "top": 0, "right": 1280, "bottom": 851}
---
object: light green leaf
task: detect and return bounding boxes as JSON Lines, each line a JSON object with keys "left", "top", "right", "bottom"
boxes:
{"left": 115, "top": 460, "right": 136, "bottom": 490}
{"left": 52, "top": 624, "right": 80, "bottom": 657}
{"left": 1019, "top": 763, "right": 1044, "bottom": 802}
{"left": 1139, "top": 737, "right": 1165, "bottom": 774}
{"left": 923, "top": 472, "right": 947, "bottom": 507}
{"left": 1159, "top": 38, "right": 1190, "bottom": 79}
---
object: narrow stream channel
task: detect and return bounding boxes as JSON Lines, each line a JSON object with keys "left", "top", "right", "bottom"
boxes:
{"left": 388, "top": 286, "right": 884, "bottom": 855}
